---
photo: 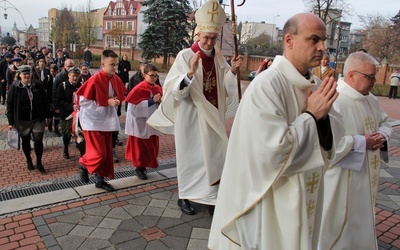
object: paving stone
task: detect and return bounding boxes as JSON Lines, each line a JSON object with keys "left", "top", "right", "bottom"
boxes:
{"left": 378, "top": 192, "right": 392, "bottom": 201}
{"left": 123, "top": 204, "right": 146, "bottom": 217}
{"left": 135, "top": 215, "right": 160, "bottom": 228}
{"left": 389, "top": 195, "right": 400, "bottom": 202}
{"left": 78, "top": 215, "right": 103, "bottom": 227}
{"left": 160, "top": 235, "right": 189, "bottom": 249}
{"left": 56, "top": 235, "right": 86, "bottom": 250}
{"left": 148, "top": 199, "right": 169, "bottom": 208}
{"left": 42, "top": 234, "right": 58, "bottom": 247}
{"left": 166, "top": 200, "right": 178, "bottom": 209}
{"left": 145, "top": 239, "right": 170, "bottom": 250}
{"left": 43, "top": 211, "right": 64, "bottom": 219}
{"left": 89, "top": 227, "right": 114, "bottom": 240}
{"left": 109, "top": 230, "right": 141, "bottom": 245}
{"left": 116, "top": 236, "right": 148, "bottom": 250}
{"left": 190, "top": 227, "right": 210, "bottom": 240}
{"left": 118, "top": 218, "right": 144, "bottom": 232}
{"left": 48, "top": 246, "right": 62, "bottom": 250}
{"left": 157, "top": 217, "right": 185, "bottom": 230}
{"left": 48, "top": 222, "right": 75, "bottom": 237}
{"left": 84, "top": 205, "right": 111, "bottom": 217}
{"left": 32, "top": 216, "right": 46, "bottom": 227}
{"left": 100, "top": 198, "right": 119, "bottom": 206}
{"left": 56, "top": 211, "right": 85, "bottom": 224}
{"left": 188, "top": 216, "right": 213, "bottom": 229}
{"left": 78, "top": 238, "right": 112, "bottom": 250}
{"left": 377, "top": 200, "right": 400, "bottom": 210}
{"left": 81, "top": 203, "right": 101, "bottom": 210}
{"left": 126, "top": 196, "right": 152, "bottom": 206}
{"left": 163, "top": 223, "right": 192, "bottom": 238}
{"left": 69, "top": 225, "right": 95, "bottom": 237}
{"left": 106, "top": 207, "right": 132, "bottom": 220}
{"left": 37, "top": 225, "right": 52, "bottom": 236}
{"left": 187, "top": 238, "right": 208, "bottom": 249}
{"left": 381, "top": 169, "right": 394, "bottom": 178}
{"left": 63, "top": 207, "right": 83, "bottom": 215}
{"left": 98, "top": 217, "right": 122, "bottom": 229}
{"left": 149, "top": 191, "right": 173, "bottom": 200}
{"left": 162, "top": 207, "right": 182, "bottom": 218}
{"left": 143, "top": 206, "right": 164, "bottom": 217}
{"left": 135, "top": 192, "right": 151, "bottom": 198}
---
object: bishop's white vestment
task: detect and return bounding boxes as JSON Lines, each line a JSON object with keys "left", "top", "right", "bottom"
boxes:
{"left": 318, "top": 79, "right": 393, "bottom": 250}
{"left": 208, "top": 56, "right": 343, "bottom": 249}
{"left": 148, "top": 45, "right": 237, "bottom": 205}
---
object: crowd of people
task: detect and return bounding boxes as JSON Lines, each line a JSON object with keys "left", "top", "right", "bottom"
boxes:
{"left": 1, "top": 0, "right": 396, "bottom": 248}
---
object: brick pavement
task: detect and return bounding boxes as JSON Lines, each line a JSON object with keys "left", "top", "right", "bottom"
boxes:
{"left": 0, "top": 80, "right": 400, "bottom": 249}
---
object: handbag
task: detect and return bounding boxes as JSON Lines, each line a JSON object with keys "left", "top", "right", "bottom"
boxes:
{"left": 7, "top": 129, "right": 20, "bottom": 150}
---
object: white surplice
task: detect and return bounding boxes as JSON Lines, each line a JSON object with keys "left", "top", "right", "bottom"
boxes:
{"left": 148, "top": 45, "right": 237, "bottom": 205}
{"left": 318, "top": 79, "right": 393, "bottom": 250}
{"left": 208, "top": 55, "right": 343, "bottom": 250}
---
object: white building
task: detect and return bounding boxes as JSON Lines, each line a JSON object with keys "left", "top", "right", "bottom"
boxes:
{"left": 241, "top": 21, "right": 278, "bottom": 44}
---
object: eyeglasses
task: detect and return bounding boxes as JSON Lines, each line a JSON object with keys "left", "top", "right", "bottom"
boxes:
{"left": 353, "top": 70, "right": 376, "bottom": 81}
{"left": 202, "top": 36, "right": 218, "bottom": 41}
{"left": 146, "top": 74, "right": 159, "bottom": 78}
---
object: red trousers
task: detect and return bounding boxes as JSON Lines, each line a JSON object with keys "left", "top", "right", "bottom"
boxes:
{"left": 79, "top": 130, "right": 114, "bottom": 179}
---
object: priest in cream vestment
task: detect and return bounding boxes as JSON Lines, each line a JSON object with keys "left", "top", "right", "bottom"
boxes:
{"left": 208, "top": 13, "right": 343, "bottom": 250}
{"left": 318, "top": 52, "right": 393, "bottom": 250}
{"left": 147, "top": 0, "right": 240, "bottom": 213}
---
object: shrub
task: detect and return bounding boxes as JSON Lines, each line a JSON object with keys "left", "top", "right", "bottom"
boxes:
{"left": 371, "top": 84, "right": 390, "bottom": 97}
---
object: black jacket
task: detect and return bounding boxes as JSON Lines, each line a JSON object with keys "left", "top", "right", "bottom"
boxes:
{"left": 7, "top": 80, "right": 50, "bottom": 131}
{"left": 55, "top": 81, "right": 82, "bottom": 120}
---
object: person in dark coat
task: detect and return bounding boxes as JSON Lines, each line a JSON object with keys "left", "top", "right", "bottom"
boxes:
{"left": 117, "top": 54, "right": 131, "bottom": 84}
{"left": 6, "top": 65, "right": 50, "bottom": 173}
{"left": 55, "top": 67, "right": 84, "bottom": 159}
{"left": 0, "top": 52, "right": 13, "bottom": 104}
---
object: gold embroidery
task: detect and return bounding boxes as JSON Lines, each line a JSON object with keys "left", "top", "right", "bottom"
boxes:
{"left": 306, "top": 172, "right": 320, "bottom": 194}
{"left": 371, "top": 173, "right": 379, "bottom": 187}
{"left": 307, "top": 199, "right": 316, "bottom": 219}
{"left": 364, "top": 116, "right": 375, "bottom": 132}
{"left": 370, "top": 155, "right": 379, "bottom": 170}
{"left": 204, "top": 64, "right": 215, "bottom": 92}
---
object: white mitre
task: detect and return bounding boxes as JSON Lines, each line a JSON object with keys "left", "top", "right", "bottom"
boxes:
{"left": 195, "top": 0, "right": 226, "bottom": 33}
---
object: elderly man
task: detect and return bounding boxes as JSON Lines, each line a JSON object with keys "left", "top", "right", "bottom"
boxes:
{"left": 148, "top": 0, "right": 240, "bottom": 215}
{"left": 318, "top": 52, "right": 393, "bottom": 249}
{"left": 208, "top": 13, "right": 342, "bottom": 249}
{"left": 388, "top": 68, "right": 400, "bottom": 99}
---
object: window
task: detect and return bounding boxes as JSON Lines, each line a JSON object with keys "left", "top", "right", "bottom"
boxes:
{"left": 108, "top": 9, "right": 112, "bottom": 15}
{"left": 127, "top": 21, "right": 133, "bottom": 31}
{"left": 130, "top": 7, "right": 133, "bottom": 15}
{"left": 126, "top": 36, "right": 133, "bottom": 47}
{"left": 106, "top": 36, "right": 111, "bottom": 46}
{"left": 106, "top": 22, "right": 112, "bottom": 30}
{"left": 115, "top": 21, "right": 123, "bottom": 30}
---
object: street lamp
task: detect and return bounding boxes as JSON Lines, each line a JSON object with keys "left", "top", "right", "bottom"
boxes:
{"left": 334, "top": 25, "right": 342, "bottom": 70}
{"left": 271, "top": 15, "right": 280, "bottom": 46}
{"left": 0, "top": 0, "right": 27, "bottom": 27}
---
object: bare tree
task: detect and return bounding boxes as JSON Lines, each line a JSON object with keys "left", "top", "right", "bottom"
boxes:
{"left": 109, "top": 22, "right": 130, "bottom": 57}
{"left": 303, "top": 0, "right": 353, "bottom": 24}
{"left": 51, "top": 7, "right": 77, "bottom": 48}
{"left": 76, "top": 0, "right": 98, "bottom": 47}
{"left": 359, "top": 14, "right": 400, "bottom": 63}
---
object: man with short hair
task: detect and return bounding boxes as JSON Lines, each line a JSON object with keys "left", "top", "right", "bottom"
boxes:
{"left": 76, "top": 50, "right": 126, "bottom": 191}
{"left": 388, "top": 68, "right": 400, "bottom": 99}
{"left": 208, "top": 13, "right": 341, "bottom": 249}
{"left": 0, "top": 52, "right": 13, "bottom": 104}
{"left": 52, "top": 59, "right": 75, "bottom": 136}
{"left": 318, "top": 52, "right": 393, "bottom": 249}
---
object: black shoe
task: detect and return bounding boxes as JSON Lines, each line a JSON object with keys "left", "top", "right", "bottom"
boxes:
{"left": 178, "top": 199, "right": 195, "bottom": 215}
{"left": 135, "top": 168, "right": 148, "bottom": 180}
{"left": 55, "top": 130, "right": 62, "bottom": 137}
{"left": 95, "top": 180, "right": 114, "bottom": 192}
{"left": 36, "top": 163, "right": 46, "bottom": 173}
{"left": 208, "top": 205, "right": 215, "bottom": 215}
{"left": 48, "top": 122, "right": 53, "bottom": 132}
{"left": 63, "top": 149, "right": 69, "bottom": 159}
{"left": 27, "top": 161, "right": 34, "bottom": 170}
{"left": 79, "top": 165, "right": 89, "bottom": 183}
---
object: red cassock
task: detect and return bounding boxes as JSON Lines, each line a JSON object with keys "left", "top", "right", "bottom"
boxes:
{"left": 76, "top": 70, "right": 126, "bottom": 179}
{"left": 125, "top": 81, "right": 162, "bottom": 169}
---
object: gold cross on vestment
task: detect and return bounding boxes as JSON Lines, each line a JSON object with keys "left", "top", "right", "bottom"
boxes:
{"left": 364, "top": 116, "right": 375, "bottom": 132}
{"left": 370, "top": 155, "right": 380, "bottom": 170}
{"left": 306, "top": 172, "right": 320, "bottom": 194}
{"left": 207, "top": 2, "right": 219, "bottom": 22}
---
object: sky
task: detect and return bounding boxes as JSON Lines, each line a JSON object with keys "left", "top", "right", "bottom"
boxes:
{"left": 0, "top": 0, "right": 397, "bottom": 32}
